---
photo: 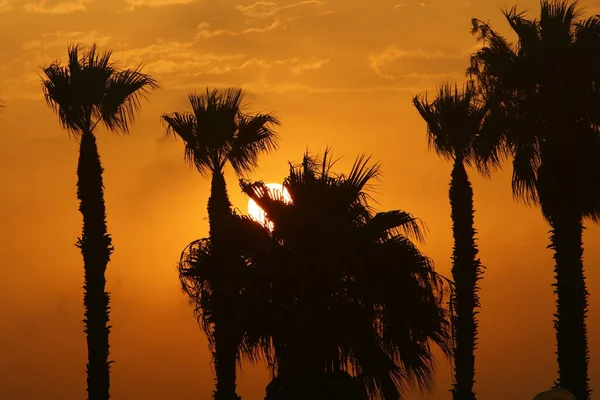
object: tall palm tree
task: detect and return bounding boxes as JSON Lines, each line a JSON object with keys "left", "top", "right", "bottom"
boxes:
{"left": 178, "top": 213, "right": 274, "bottom": 380}
{"left": 162, "top": 88, "right": 280, "bottom": 400}
{"left": 41, "top": 43, "right": 158, "bottom": 400}
{"left": 413, "top": 82, "right": 491, "bottom": 400}
{"left": 469, "top": 2, "right": 600, "bottom": 398}
{"left": 240, "top": 150, "right": 453, "bottom": 400}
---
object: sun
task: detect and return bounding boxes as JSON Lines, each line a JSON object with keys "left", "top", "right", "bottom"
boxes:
{"left": 247, "top": 182, "right": 292, "bottom": 230}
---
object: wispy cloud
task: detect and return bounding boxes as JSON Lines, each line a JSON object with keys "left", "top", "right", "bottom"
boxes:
{"left": 167, "top": 80, "right": 426, "bottom": 94}
{"left": 291, "top": 57, "right": 330, "bottom": 74}
{"left": 125, "top": 0, "right": 196, "bottom": 10}
{"left": 0, "top": 0, "right": 13, "bottom": 12}
{"left": 235, "top": 0, "right": 321, "bottom": 18}
{"left": 202, "top": 57, "right": 299, "bottom": 75}
{"left": 112, "top": 40, "right": 301, "bottom": 78}
{"left": 3, "top": 31, "right": 112, "bottom": 99}
{"left": 22, "top": 0, "right": 92, "bottom": 14}
{"left": 393, "top": 4, "right": 403, "bottom": 9}
{"left": 113, "top": 41, "right": 245, "bottom": 75}
{"left": 237, "top": 82, "right": 431, "bottom": 94}
{"left": 450, "top": 1, "right": 477, "bottom": 12}
{"left": 22, "top": 30, "right": 112, "bottom": 51}
{"left": 368, "top": 46, "right": 467, "bottom": 80}
{"left": 194, "top": 20, "right": 282, "bottom": 39}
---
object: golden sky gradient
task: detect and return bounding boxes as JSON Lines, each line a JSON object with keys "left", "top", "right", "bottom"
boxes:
{"left": 2, "top": 0, "right": 600, "bottom": 399}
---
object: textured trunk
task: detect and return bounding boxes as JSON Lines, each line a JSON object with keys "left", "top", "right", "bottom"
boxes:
{"left": 449, "top": 160, "right": 481, "bottom": 400}
{"left": 549, "top": 210, "right": 590, "bottom": 400}
{"left": 212, "top": 319, "right": 242, "bottom": 400}
{"left": 76, "top": 131, "right": 113, "bottom": 400}
{"left": 208, "top": 169, "right": 233, "bottom": 241}
{"left": 207, "top": 169, "right": 241, "bottom": 400}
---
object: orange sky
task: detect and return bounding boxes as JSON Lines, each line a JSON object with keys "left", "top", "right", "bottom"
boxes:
{"left": 2, "top": 0, "right": 600, "bottom": 399}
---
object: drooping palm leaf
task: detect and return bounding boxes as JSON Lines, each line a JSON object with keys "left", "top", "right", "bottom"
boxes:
{"left": 240, "top": 150, "right": 452, "bottom": 400}
{"left": 41, "top": 43, "right": 158, "bottom": 137}
{"left": 162, "top": 87, "right": 280, "bottom": 177}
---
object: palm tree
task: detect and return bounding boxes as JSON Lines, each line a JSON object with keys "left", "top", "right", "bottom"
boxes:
{"left": 41, "top": 43, "right": 158, "bottom": 400}
{"left": 162, "top": 88, "right": 280, "bottom": 400}
{"left": 178, "top": 212, "right": 274, "bottom": 383}
{"left": 469, "top": 2, "right": 600, "bottom": 398}
{"left": 413, "top": 82, "right": 491, "bottom": 400}
{"left": 240, "top": 150, "right": 453, "bottom": 400}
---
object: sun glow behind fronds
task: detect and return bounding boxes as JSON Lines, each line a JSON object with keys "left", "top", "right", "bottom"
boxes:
{"left": 247, "top": 182, "right": 292, "bottom": 230}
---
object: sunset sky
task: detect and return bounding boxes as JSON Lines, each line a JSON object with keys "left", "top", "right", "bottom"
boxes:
{"left": 2, "top": 0, "right": 600, "bottom": 399}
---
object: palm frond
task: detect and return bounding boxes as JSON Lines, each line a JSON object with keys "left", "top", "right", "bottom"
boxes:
{"left": 364, "top": 210, "right": 426, "bottom": 243}
{"left": 538, "top": 0, "right": 582, "bottom": 42}
{"left": 345, "top": 154, "right": 381, "bottom": 197}
{"left": 101, "top": 65, "right": 159, "bottom": 132}
{"left": 227, "top": 113, "right": 280, "bottom": 175}
{"left": 189, "top": 88, "right": 242, "bottom": 146}
{"left": 413, "top": 82, "right": 490, "bottom": 170}
{"left": 240, "top": 149, "right": 452, "bottom": 399}
{"left": 179, "top": 238, "right": 215, "bottom": 343}
{"left": 41, "top": 62, "right": 83, "bottom": 134}
{"left": 162, "top": 112, "right": 215, "bottom": 176}
{"left": 41, "top": 43, "right": 156, "bottom": 137}
{"left": 166, "top": 87, "right": 280, "bottom": 180}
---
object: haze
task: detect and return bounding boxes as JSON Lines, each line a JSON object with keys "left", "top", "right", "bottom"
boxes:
{"left": 1, "top": 0, "right": 600, "bottom": 399}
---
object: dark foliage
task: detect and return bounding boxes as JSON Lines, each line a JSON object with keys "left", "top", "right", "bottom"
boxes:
{"left": 469, "top": 2, "right": 600, "bottom": 398}
{"left": 165, "top": 87, "right": 279, "bottom": 400}
{"left": 239, "top": 149, "right": 453, "bottom": 400}
{"left": 413, "top": 83, "right": 489, "bottom": 400}
{"left": 41, "top": 43, "right": 157, "bottom": 400}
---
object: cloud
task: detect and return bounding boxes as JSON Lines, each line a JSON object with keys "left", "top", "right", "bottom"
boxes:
{"left": 419, "top": 2, "right": 425, "bottom": 7}
{"left": 167, "top": 80, "right": 425, "bottom": 94}
{"left": 201, "top": 57, "right": 299, "bottom": 75}
{"left": 369, "top": 47, "right": 464, "bottom": 74}
{"left": 234, "top": 82, "right": 431, "bottom": 94}
{"left": 125, "top": 0, "right": 196, "bottom": 10}
{"left": 22, "top": 0, "right": 92, "bottom": 13}
{"left": 0, "top": 0, "right": 14, "bottom": 12}
{"left": 141, "top": 55, "right": 300, "bottom": 77}
{"left": 3, "top": 31, "right": 112, "bottom": 100}
{"left": 22, "top": 30, "right": 112, "bottom": 51}
{"left": 316, "top": 9, "right": 331, "bottom": 15}
{"left": 393, "top": 4, "right": 403, "bottom": 9}
{"left": 291, "top": 57, "right": 330, "bottom": 75}
{"left": 114, "top": 41, "right": 245, "bottom": 75}
{"left": 111, "top": 40, "right": 301, "bottom": 79}
{"left": 194, "top": 20, "right": 282, "bottom": 39}
{"left": 450, "top": 2, "right": 477, "bottom": 12}
{"left": 368, "top": 46, "right": 468, "bottom": 80}
{"left": 235, "top": 0, "right": 321, "bottom": 18}
{"left": 114, "top": 40, "right": 198, "bottom": 61}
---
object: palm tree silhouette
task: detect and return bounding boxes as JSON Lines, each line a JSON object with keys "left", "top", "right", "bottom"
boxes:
{"left": 178, "top": 213, "right": 274, "bottom": 387}
{"left": 470, "top": 2, "right": 600, "bottom": 398}
{"left": 241, "top": 150, "right": 452, "bottom": 400}
{"left": 162, "top": 87, "right": 280, "bottom": 400}
{"left": 41, "top": 43, "right": 158, "bottom": 400}
{"left": 413, "top": 82, "right": 490, "bottom": 400}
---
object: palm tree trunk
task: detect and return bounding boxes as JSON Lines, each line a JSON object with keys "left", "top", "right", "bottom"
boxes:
{"left": 549, "top": 210, "right": 590, "bottom": 400}
{"left": 449, "top": 160, "right": 481, "bottom": 400}
{"left": 207, "top": 169, "right": 241, "bottom": 400}
{"left": 76, "top": 130, "right": 113, "bottom": 400}
{"left": 212, "top": 319, "right": 242, "bottom": 400}
{"left": 208, "top": 168, "right": 233, "bottom": 240}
